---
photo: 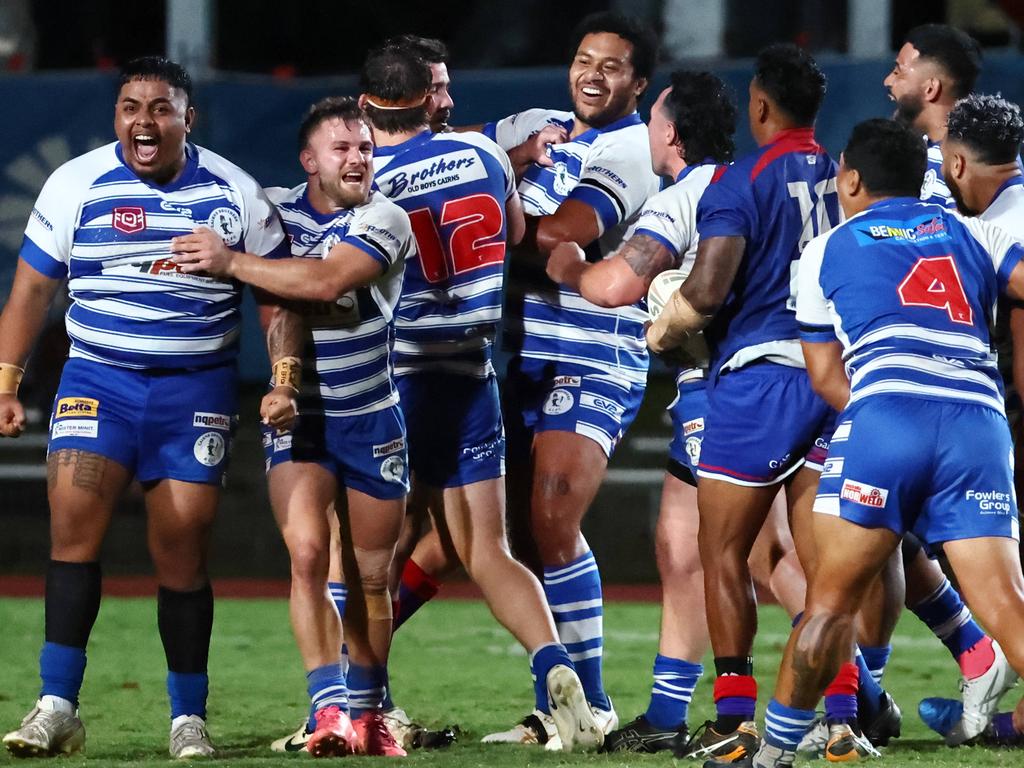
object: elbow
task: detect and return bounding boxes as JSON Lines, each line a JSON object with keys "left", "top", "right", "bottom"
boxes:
{"left": 312, "top": 280, "right": 347, "bottom": 303}
{"left": 536, "top": 220, "right": 575, "bottom": 255}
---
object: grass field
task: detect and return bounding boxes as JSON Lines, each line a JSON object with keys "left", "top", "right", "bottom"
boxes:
{"left": 0, "top": 596, "right": 1017, "bottom": 767}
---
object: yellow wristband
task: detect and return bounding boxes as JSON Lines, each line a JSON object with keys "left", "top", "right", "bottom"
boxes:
{"left": 271, "top": 356, "right": 301, "bottom": 392}
{"left": 0, "top": 363, "right": 25, "bottom": 396}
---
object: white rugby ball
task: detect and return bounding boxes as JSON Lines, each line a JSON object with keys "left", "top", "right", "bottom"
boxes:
{"left": 646, "top": 268, "right": 687, "bottom": 321}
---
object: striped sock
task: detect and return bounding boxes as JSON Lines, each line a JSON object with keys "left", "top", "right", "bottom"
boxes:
{"left": 910, "top": 578, "right": 986, "bottom": 662}
{"left": 859, "top": 645, "right": 891, "bottom": 686}
{"left": 645, "top": 655, "right": 702, "bottom": 730}
{"left": 347, "top": 663, "right": 386, "bottom": 718}
{"left": 530, "top": 642, "right": 574, "bottom": 714}
{"left": 394, "top": 560, "right": 440, "bottom": 632}
{"left": 543, "top": 549, "right": 610, "bottom": 711}
{"left": 307, "top": 663, "right": 348, "bottom": 717}
{"left": 327, "top": 582, "right": 347, "bottom": 620}
{"left": 764, "top": 698, "right": 816, "bottom": 750}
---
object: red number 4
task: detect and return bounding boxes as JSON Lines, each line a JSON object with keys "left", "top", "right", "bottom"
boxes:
{"left": 407, "top": 193, "right": 505, "bottom": 284}
{"left": 897, "top": 255, "right": 973, "bottom": 325}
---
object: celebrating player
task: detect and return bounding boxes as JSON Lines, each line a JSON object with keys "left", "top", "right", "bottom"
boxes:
{"left": 546, "top": 69, "right": 806, "bottom": 754}
{"left": 740, "top": 116, "right": 1024, "bottom": 768}
{"left": 171, "top": 98, "right": 416, "bottom": 757}
{"left": 0, "top": 57, "right": 289, "bottom": 759}
{"left": 478, "top": 12, "right": 660, "bottom": 744}
{"left": 360, "top": 41, "right": 604, "bottom": 753}
{"left": 646, "top": 44, "right": 842, "bottom": 762}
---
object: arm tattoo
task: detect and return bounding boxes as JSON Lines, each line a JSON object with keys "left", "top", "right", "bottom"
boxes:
{"left": 619, "top": 234, "right": 674, "bottom": 280}
{"left": 265, "top": 304, "right": 305, "bottom": 362}
{"left": 47, "top": 449, "right": 109, "bottom": 495}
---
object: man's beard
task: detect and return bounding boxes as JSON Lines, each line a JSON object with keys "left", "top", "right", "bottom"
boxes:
{"left": 945, "top": 174, "right": 976, "bottom": 216}
{"left": 892, "top": 92, "right": 925, "bottom": 130}
{"left": 430, "top": 108, "right": 451, "bottom": 133}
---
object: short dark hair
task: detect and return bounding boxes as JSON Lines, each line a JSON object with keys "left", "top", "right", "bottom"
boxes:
{"left": 119, "top": 56, "right": 192, "bottom": 105}
{"left": 384, "top": 34, "right": 449, "bottom": 65}
{"left": 753, "top": 44, "right": 826, "bottom": 126}
{"left": 297, "top": 96, "right": 365, "bottom": 151}
{"left": 663, "top": 70, "right": 736, "bottom": 164}
{"left": 946, "top": 93, "right": 1024, "bottom": 165}
{"left": 905, "top": 24, "right": 981, "bottom": 100}
{"left": 569, "top": 11, "right": 658, "bottom": 85}
{"left": 843, "top": 118, "right": 926, "bottom": 198}
{"left": 360, "top": 45, "right": 431, "bottom": 134}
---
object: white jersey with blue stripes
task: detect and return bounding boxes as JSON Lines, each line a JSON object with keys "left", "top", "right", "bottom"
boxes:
{"left": 797, "top": 197, "right": 1024, "bottom": 414}
{"left": 20, "top": 141, "right": 288, "bottom": 370}
{"left": 372, "top": 130, "right": 515, "bottom": 379}
{"left": 980, "top": 176, "right": 1024, "bottom": 240}
{"left": 920, "top": 139, "right": 955, "bottom": 208}
{"left": 484, "top": 109, "right": 660, "bottom": 386}
{"left": 265, "top": 185, "right": 413, "bottom": 418}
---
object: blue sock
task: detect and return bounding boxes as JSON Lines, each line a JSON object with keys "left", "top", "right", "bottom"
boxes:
{"left": 346, "top": 663, "right": 386, "bottom": 719}
{"left": 854, "top": 649, "right": 884, "bottom": 707}
{"left": 764, "top": 698, "right": 816, "bottom": 751}
{"left": 39, "top": 642, "right": 86, "bottom": 706}
{"left": 328, "top": 582, "right": 348, "bottom": 620}
{"left": 543, "top": 549, "right": 610, "bottom": 711}
{"left": 791, "top": 612, "right": 804, "bottom": 628}
{"left": 307, "top": 663, "right": 348, "bottom": 721}
{"left": 382, "top": 667, "right": 394, "bottom": 711}
{"left": 860, "top": 645, "right": 892, "bottom": 686}
{"left": 167, "top": 672, "right": 208, "bottom": 719}
{"left": 645, "top": 655, "right": 702, "bottom": 730}
{"left": 529, "top": 643, "right": 573, "bottom": 714}
{"left": 911, "top": 578, "right": 985, "bottom": 660}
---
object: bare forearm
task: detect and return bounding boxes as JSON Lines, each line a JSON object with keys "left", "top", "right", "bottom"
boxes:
{"left": 681, "top": 236, "right": 746, "bottom": 316}
{"left": 265, "top": 305, "right": 305, "bottom": 363}
{"left": 581, "top": 235, "right": 674, "bottom": 307}
{"left": 0, "top": 266, "right": 62, "bottom": 367}
{"left": 232, "top": 252, "right": 345, "bottom": 302}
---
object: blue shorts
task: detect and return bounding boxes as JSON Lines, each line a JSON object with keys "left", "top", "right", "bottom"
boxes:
{"left": 698, "top": 362, "right": 832, "bottom": 487}
{"left": 804, "top": 409, "right": 839, "bottom": 472}
{"left": 815, "top": 395, "right": 1019, "bottom": 546}
{"left": 668, "top": 377, "right": 708, "bottom": 481}
{"left": 49, "top": 357, "right": 237, "bottom": 485}
{"left": 396, "top": 372, "right": 505, "bottom": 489}
{"left": 263, "top": 404, "right": 409, "bottom": 500}
{"left": 505, "top": 360, "right": 644, "bottom": 458}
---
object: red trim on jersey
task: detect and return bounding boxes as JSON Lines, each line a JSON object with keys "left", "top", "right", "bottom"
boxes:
{"left": 713, "top": 674, "right": 758, "bottom": 701}
{"left": 824, "top": 661, "right": 859, "bottom": 697}
{"left": 750, "top": 127, "right": 824, "bottom": 182}
{"left": 711, "top": 164, "right": 729, "bottom": 184}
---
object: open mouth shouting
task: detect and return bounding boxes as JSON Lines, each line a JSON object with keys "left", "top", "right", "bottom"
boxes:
{"left": 132, "top": 132, "right": 161, "bottom": 164}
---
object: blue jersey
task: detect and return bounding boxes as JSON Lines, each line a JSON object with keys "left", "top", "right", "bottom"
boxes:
{"left": 797, "top": 197, "right": 1024, "bottom": 414}
{"left": 20, "top": 142, "right": 288, "bottom": 370}
{"left": 372, "top": 130, "right": 516, "bottom": 379}
{"left": 696, "top": 127, "right": 839, "bottom": 376}
{"left": 266, "top": 186, "right": 414, "bottom": 418}
{"left": 484, "top": 109, "right": 660, "bottom": 386}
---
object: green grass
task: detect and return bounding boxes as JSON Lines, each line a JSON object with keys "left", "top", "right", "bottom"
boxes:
{"left": 0, "top": 597, "right": 1016, "bottom": 766}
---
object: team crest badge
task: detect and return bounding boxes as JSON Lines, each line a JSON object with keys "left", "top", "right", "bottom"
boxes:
{"left": 380, "top": 454, "right": 406, "bottom": 484}
{"left": 193, "top": 431, "right": 226, "bottom": 467}
{"left": 112, "top": 206, "right": 146, "bottom": 234}
{"left": 207, "top": 207, "right": 242, "bottom": 246}
{"left": 551, "top": 162, "right": 573, "bottom": 197}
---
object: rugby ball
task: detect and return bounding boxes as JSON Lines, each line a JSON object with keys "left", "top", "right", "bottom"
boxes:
{"left": 646, "top": 268, "right": 687, "bottom": 321}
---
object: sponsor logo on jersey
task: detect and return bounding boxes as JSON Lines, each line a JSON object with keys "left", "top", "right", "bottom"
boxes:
{"left": 31, "top": 207, "right": 54, "bottom": 231}
{"left": 580, "top": 392, "right": 623, "bottom": 418}
{"left": 462, "top": 436, "right": 504, "bottom": 462}
{"left": 589, "top": 165, "right": 628, "bottom": 189}
{"left": 361, "top": 223, "right": 398, "bottom": 243}
{"left": 51, "top": 419, "right": 99, "bottom": 439}
{"left": 273, "top": 435, "right": 292, "bottom": 452}
{"left": 372, "top": 437, "right": 406, "bottom": 458}
{"left": 160, "top": 200, "right": 193, "bottom": 216}
{"left": 55, "top": 397, "right": 99, "bottom": 419}
{"left": 683, "top": 417, "right": 704, "bottom": 435}
{"left": 207, "top": 206, "right": 242, "bottom": 246}
{"left": 853, "top": 215, "right": 949, "bottom": 247}
{"left": 542, "top": 388, "right": 574, "bottom": 416}
{"left": 840, "top": 479, "right": 888, "bottom": 508}
{"left": 134, "top": 259, "right": 184, "bottom": 275}
{"left": 378, "top": 149, "right": 486, "bottom": 201}
{"left": 193, "top": 412, "right": 232, "bottom": 431}
{"left": 966, "top": 489, "right": 1013, "bottom": 515}
{"left": 194, "top": 431, "right": 226, "bottom": 467}
{"left": 638, "top": 208, "right": 676, "bottom": 224}
{"left": 112, "top": 206, "right": 146, "bottom": 234}
{"left": 552, "top": 375, "right": 581, "bottom": 388}
{"left": 380, "top": 454, "right": 406, "bottom": 483}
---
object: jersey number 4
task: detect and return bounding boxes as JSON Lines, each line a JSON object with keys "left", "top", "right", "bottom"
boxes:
{"left": 897, "top": 255, "right": 974, "bottom": 325}
{"left": 407, "top": 193, "right": 505, "bottom": 284}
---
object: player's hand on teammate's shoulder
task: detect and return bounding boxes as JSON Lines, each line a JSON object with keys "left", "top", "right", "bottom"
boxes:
{"left": 546, "top": 242, "right": 586, "bottom": 284}
{"left": 0, "top": 394, "right": 26, "bottom": 438}
{"left": 260, "top": 386, "right": 298, "bottom": 432}
{"left": 171, "top": 226, "right": 236, "bottom": 277}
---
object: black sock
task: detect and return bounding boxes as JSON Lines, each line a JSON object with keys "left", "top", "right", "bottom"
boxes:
{"left": 157, "top": 583, "right": 214, "bottom": 673}
{"left": 45, "top": 560, "right": 102, "bottom": 647}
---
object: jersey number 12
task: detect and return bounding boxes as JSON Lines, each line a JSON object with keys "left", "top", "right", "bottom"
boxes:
{"left": 407, "top": 193, "right": 505, "bottom": 284}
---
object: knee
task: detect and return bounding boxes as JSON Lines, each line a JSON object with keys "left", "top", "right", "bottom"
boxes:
{"left": 288, "top": 536, "right": 329, "bottom": 585}
{"left": 656, "top": 530, "right": 702, "bottom": 585}
{"left": 352, "top": 548, "right": 394, "bottom": 594}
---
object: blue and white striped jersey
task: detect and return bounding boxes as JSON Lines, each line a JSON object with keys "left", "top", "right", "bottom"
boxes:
{"left": 797, "top": 197, "right": 1024, "bottom": 414}
{"left": 980, "top": 176, "right": 1024, "bottom": 239}
{"left": 20, "top": 141, "right": 288, "bottom": 370}
{"left": 372, "top": 130, "right": 515, "bottom": 379}
{"left": 265, "top": 186, "right": 413, "bottom": 417}
{"left": 483, "top": 109, "right": 660, "bottom": 386}
{"left": 920, "top": 139, "right": 955, "bottom": 208}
